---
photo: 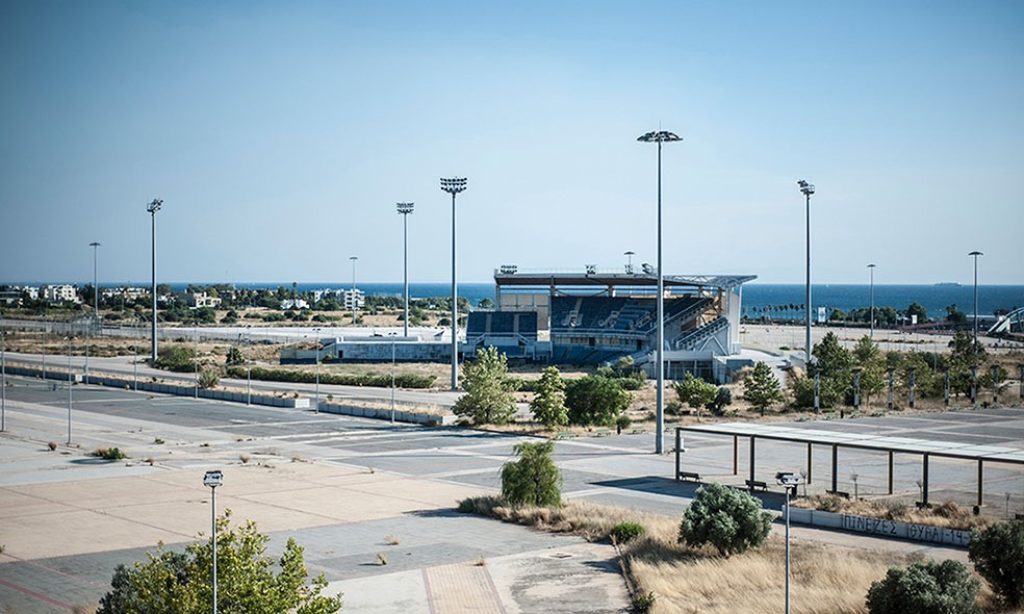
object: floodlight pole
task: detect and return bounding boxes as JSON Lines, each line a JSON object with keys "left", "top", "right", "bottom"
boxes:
{"left": 638, "top": 130, "right": 681, "bottom": 455}
{"left": 785, "top": 485, "right": 792, "bottom": 614}
{"left": 441, "top": 177, "right": 467, "bottom": 392}
{"left": 203, "top": 470, "right": 223, "bottom": 614}
{"left": 1, "top": 324, "right": 6, "bottom": 432}
{"left": 350, "top": 256, "right": 358, "bottom": 325}
{"left": 867, "top": 264, "right": 876, "bottom": 338}
{"left": 147, "top": 199, "right": 163, "bottom": 365}
{"left": 66, "top": 335, "right": 73, "bottom": 444}
{"left": 969, "top": 251, "right": 982, "bottom": 405}
{"left": 397, "top": 203, "right": 414, "bottom": 338}
{"left": 90, "top": 242, "right": 101, "bottom": 319}
{"left": 315, "top": 343, "right": 320, "bottom": 414}
{"left": 797, "top": 181, "right": 815, "bottom": 365}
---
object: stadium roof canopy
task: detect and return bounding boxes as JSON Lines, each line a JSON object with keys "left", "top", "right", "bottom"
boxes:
{"left": 493, "top": 268, "right": 756, "bottom": 290}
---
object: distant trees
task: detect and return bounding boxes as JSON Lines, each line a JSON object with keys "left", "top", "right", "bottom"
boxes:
{"left": 945, "top": 304, "right": 968, "bottom": 325}
{"left": 565, "top": 375, "right": 630, "bottom": 427}
{"left": 452, "top": 347, "right": 517, "bottom": 425}
{"left": 906, "top": 302, "right": 928, "bottom": 323}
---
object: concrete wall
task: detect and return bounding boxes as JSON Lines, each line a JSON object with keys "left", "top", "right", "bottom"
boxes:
{"left": 318, "top": 401, "right": 454, "bottom": 426}
{"left": 784, "top": 504, "right": 972, "bottom": 547}
{"left": 4, "top": 365, "right": 310, "bottom": 409}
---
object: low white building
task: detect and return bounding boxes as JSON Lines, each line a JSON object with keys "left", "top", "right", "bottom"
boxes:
{"left": 102, "top": 287, "right": 149, "bottom": 301}
{"left": 281, "top": 298, "right": 309, "bottom": 310}
{"left": 189, "top": 292, "right": 222, "bottom": 308}
{"left": 42, "top": 284, "right": 79, "bottom": 303}
{"left": 311, "top": 288, "right": 365, "bottom": 310}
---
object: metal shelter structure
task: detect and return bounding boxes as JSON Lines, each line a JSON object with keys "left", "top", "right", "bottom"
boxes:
{"left": 675, "top": 423, "right": 1024, "bottom": 507}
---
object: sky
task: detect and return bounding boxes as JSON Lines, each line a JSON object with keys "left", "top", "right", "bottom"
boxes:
{"left": 1, "top": 0, "right": 1022, "bottom": 285}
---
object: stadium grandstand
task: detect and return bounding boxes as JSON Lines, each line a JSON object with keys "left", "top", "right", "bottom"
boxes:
{"left": 466, "top": 266, "right": 756, "bottom": 382}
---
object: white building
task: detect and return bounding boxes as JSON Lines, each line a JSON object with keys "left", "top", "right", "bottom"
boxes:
{"left": 340, "top": 289, "right": 365, "bottom": 311}
{"left": 42, "top": 284, "right": 79, "bottom": 303}
{"left": 189, "top": 292, "right": 223, "bottom": 308}
{"left": 102, "top": 287, "right": 149, "bottom": 301}
{"left": 281, "top": 298, "right": 309, "bottom": 310}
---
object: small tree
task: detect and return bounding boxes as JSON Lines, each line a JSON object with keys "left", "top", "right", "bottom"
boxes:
{"left": 707, "top": 387, "right": 732, "bottom": 415}
{"left": 225, "top": 346, "right": 244, "bottom": 366}
{"left": 501, "top": 441, "right": 561, "bottom": 507}
{"left": 679, "top": 483, "right": 771, "bottom": 556}
{"left": 530, "top": 366, "right": 568, "bottom": 428}
{"left": 866, "top": 560, "right": 980, "bottom": 614}
{"left": 97, "top": 510, "right": 342, "bottom": 613}
{"left": 744, "top": 362, "right": 783, "bottom": 415}
{"left": 674, "top": 373, "right": 717, "bottom": 418}
{"left": 452, "top": 347, "right": 517, "bottom": 425}
{"left": 565, "top": 375, "right": 630, "bottom": 426}
{"left": 969, "top": 518, "right": 1024, "bottom": 607}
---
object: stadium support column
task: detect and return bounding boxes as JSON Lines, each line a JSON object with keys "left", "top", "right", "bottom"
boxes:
{"left": 797, "top": 181, "right": 815, "bottom": 366}
{"left": 441, "top": 177, "right": 467, "bottom": 392}
{"left": 638, "top": 130, "right": 681, "bottom": 455}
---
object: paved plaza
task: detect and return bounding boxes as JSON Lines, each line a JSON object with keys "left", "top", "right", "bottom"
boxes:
{"left": 1, "top": 376, "right": 1022, "bottom": 612}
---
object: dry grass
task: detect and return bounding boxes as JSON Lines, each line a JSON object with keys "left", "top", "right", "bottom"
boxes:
{"left": 456, "top": 496, "right": 1014, "bottom": 614}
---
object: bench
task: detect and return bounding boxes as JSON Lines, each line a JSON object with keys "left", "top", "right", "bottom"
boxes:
{"left": 678, "top": 471, "right": 702, "bottom": 482}
{"left": 745, "top": 479, "right": 768, "bottom": 492}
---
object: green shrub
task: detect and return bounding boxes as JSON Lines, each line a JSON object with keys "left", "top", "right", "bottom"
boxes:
{"left": 969, "top": 518, "right": 1024, "bottom": 607}
{"left": 610, "top": 522, "right": 645, "bottom": 543}
{"left": 198, "top": 368, "right": 220, "bottom": 389}
{"left": 92, "top": 447, "right": 127, "bottom": 460}
{"left": 866, "top": 560, "right": 980, "bottom": 614}
{"left": 615, "top": 414, "right": 632, "bottom": 431}
{"left": 501, "top": 441, "right": 561, "bottom": 507}
{"left": 225, "top": 366, "right": 436, "bottom": 389}
{"left": 529, "top": 366, "right": 568, "bottom": 428}
{"left": 631, "top": 591, "right": 656, "bottom": 613}
{"left": 153, "top": 345, "right": 196, "bottom": 372}
{"left": 453, "top": 347, "right": 517, "bottom": 425}
{"left": 225, "top": 346, "right": 244, "bottom": 366}
{"left": 679, "top": 483, "right": 771, "bottom": 556}
{"left": 565, "top": 375, "right": 630, "bottom": 427}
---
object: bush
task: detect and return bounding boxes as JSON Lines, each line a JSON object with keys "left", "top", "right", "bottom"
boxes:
{"left": 969, "top": 518, "right": 1024, "bottom": 607}
{"left": 565, "top": 375, "right": 630, "bottom": 427}
{"left": 610, "top": 521, "right": 645, "bottom": 543}
{"left": 225, "top": 366, "right": 436, "bottom": 389}
{"left": 500, "top": 441, "right": 561, "bottom": 507}
{"left": 453, "top": 347, "right": 517, "bottom": 425}
{"left": 153, "top": 345, "right": 196, "bottom": 372}
{"left": 97, "top": 511, "right": 341, "bottom": 614}
{"left": 198, "top": 368, "right": 219, "bottom": 389}
{"left": 708, "top": 386, "right": 732, "bottom": 415}
{"left": 91, "top": 447, "right": 127, "bottom": 460}
{"left": 679, "top": 483, "right": 771, "bottom": 556}
{"left": 866, "top": 560, "right": 980, "bottom": 614}
{"left": 225, "top": 346, "right": 244, "bottom": 366}
{"left": 674, "top": 373, "right": 717, "bottom": 417}
{"left": 631, "top": 591, "right": 656, "bottom": 613}
{"left": 615, "top": 414, "right": 632, "bottom": 431}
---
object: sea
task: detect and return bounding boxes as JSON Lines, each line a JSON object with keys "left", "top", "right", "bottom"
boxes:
{"left": 158, "top": 282, "right": 1022, "bottom": 320}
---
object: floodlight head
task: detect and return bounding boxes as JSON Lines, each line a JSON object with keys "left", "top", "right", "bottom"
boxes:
{"left": 203, "top": 470, "right": 223, "bottom": 488}
{"left": 90, "top": 242, "right": 101, "bottom": 248}
{"left": 396, "top": 202, "right": 415, "bottom": 214}
{"left": 146, "top": 198, "right": 163, "bottom": 214}
{"left": 797, "top": 180, "right": 815, "bottom": 196}
{"left": 440, "top": 177, "right": 468, "bottom": 194}
{"left": 637, "top": 130, "right": 682, "bottom": 143}
{"left": 775, "top": 471, "right": 801, "bottom": 486}
{"left": 350, "top": 256, "right": 358, "bottom": 262}
{"left": 968, "top": 251, "right": 983, "bottom": 257}
{"left": 867, "top": 263, "right": 876, "bottom": 268}
{"left": 624, "top": 251, "right": 635, "bottom": 256}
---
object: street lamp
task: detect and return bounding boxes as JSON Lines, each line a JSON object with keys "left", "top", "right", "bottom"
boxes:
{"left": 440, "top": 177, "right": 467, "bottom": 392}
{"left": 397, "top": 203, "right": 414, "bottom": 338}
{"left": 867, "top": 263, "right": 876, "bottom": 338}
{"left": 776, "top": 471, "right": 803, "bottom": 614}
{"left": 969, "top": 251, "right": 983, "bottom": 405}
{"left": 65, "top": 334, "right": 73, "bottom": 444}
{"left": 146, "top": 199, "right": 163, "bottom": 365}
{"left": 349, "top": 256, "right": 358, "bottom": 326}
{"left": 797, "top": 180, "right": 815, "bottom": 366}
{"left": 638, "top": 130, "right": 681, "bottom": 455}
{"left": 203, "top": 470, "right": 223, "bottom": 614}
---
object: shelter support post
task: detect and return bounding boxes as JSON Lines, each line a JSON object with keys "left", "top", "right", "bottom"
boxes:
{"left": 733, "top": 435, "right": 738, "bottom": 475}
{"left": 922, "top": 453, "right": 930, "bottom": 507}
{"left": 888, "top": 451, "right": 894, "bottom": 495}
{"left": 674, "top": 429, "right": 681, "bottom": 480}
{"left": 977, "top": 460, "right": 983, "bottom": 508}
{"left": 749, "top": 436, "right": 756, "bottom": 486}
{"left": 831, "top": 444, "right": 838, "bottom": 493}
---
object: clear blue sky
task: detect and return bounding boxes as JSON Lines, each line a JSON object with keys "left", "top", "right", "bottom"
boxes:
{"left": 1, "top": 1, "right": 1021, "bottom": 285}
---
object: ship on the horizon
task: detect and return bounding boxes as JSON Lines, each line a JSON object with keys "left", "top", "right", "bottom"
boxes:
{"left": 934, "top": 282, "right": 962, "bottom": 287}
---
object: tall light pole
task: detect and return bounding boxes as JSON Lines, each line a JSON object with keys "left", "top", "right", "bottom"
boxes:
{"left": 89, "top": 242, "right": 101, "bottom": 320}
{"left": 868, "top": 263, "right": 876, "bottom": 338}
{"left": 65, "top": 334, "right": 73, "bottom": 444}
{"left": 1, "top": 323, "right": 6, "bottom": 432}
{"left": 638, "top": 130, "right": 681, "bottom": 455}
{"left": 441, "top": 177, "right": 467, "bottom": 392}
{"left": 203, "top": 470, "right": 223, "bottom": 614}
{"left": 624, "top": 250, "right": 635, "bottom": 274}
{"left": 776, "top": 472, "right": 802, "bottom": 614}
{"left": 349, "top": 256, "right": 358, "bottom": 325}
{"left": 969, "top": 251, "right": 983, "bottom": 404}
{"left": 397, "top": 203, "right": 414, "bottom": 337}
{"left": 797, "top": 180, "right": 815, "bottom": 365}
{"left": 146, "top": 199, "right": 163, "bottom": 364}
